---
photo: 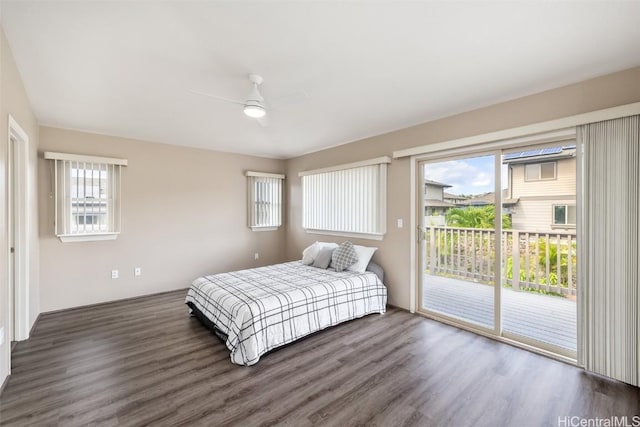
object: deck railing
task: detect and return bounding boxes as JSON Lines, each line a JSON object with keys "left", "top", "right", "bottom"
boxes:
{"left": 424, "top": 226, "right": 577, "bottom": 296}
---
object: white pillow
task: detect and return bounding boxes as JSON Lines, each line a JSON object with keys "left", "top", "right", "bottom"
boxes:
{"left": 302, "top": 242, "right": 320, "bottom": 265}
{"left": 302, "top": 242, "right": 338, "bottom": 265}
{"left": 348, "top": 245, "right": 378, "bottom": 274}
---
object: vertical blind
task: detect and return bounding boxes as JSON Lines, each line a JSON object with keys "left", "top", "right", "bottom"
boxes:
{"left": 301, "top": 159, "right": 388, "bottom": 237}
{"left": 578, "top": 115, "right": 639, "bottom": 386}
{"left": 246, "top": 172, "right": 284, "bottom": 230}
{"left": 45, "top": 152, "right": 126, "bottom": 240}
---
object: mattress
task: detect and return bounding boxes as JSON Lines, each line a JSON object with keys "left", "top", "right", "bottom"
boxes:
{"left": 185, "top": 261, "right": 387, "bottom": 365}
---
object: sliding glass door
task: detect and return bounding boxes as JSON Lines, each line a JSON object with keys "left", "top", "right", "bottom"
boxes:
{"left": 420, "top": 153, "right": 498, "bottom": 330}
{"left": 418, "top": 144, "right": 578, "bottom": 358}
{"left": 499, "top": 145, "right": 577, "bottom": 356}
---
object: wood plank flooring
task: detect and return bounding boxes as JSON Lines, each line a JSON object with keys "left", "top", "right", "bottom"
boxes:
{"left": 0, "top": 290, "right": 638, "bottom": 426}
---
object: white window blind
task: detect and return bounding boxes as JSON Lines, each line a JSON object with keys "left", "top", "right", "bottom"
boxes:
{"left": 45, "top": 152, "right": 127, "bottom": 242}
{"left": 246, "top": 171, "right": 284, "bottom": 231}
{"left": 300, "top": 157, "right": 390, "bottom": 239}
{"left": 579, "top": 114, "right": 640, "bottom": 386}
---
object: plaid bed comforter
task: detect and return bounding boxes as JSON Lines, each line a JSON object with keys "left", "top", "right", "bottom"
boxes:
{"left": 185, "top": 261, "right": 387, "bottom": 366}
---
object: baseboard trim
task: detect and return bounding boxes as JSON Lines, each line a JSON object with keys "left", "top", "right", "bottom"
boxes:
{"left": 0, "top": 374, "right": 10, "bottom": 397}
{"left": 386, "top": 303, "right": 410, "bottom": 313}
{"left": 41, "top": 288, "right": 190, "bottom": 317}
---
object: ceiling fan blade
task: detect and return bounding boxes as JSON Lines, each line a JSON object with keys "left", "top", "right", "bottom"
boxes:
{"left": 188, "top": 89, "right": 245, "bottom": 106}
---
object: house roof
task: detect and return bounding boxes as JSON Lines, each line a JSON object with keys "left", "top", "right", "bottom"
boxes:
{"left": 462, "top": 189, "right": 517, "bottom": 206}
{"left": 424, "top": 199, "right": 455, "bottom": 208}
{"left": 443, "top": 192, "right": 468, "bottom": 200}
{"left": 502, "top": 145, "right": 576, "bottom": 165}
{"left": 424, "top": 179, "right": 452, "bottom": 188}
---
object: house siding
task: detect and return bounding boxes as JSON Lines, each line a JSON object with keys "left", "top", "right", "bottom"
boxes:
{"left": 511, "top": 199, "right": 576, "bottom": 232}
{"left": 425, "top": 185, "right": 443, "bottom": 200}
{"left": 509, "top": 157, "right": 576, "bottom": 199}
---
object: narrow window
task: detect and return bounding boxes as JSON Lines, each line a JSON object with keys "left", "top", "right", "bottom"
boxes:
{"left": 246, "top": 171, "right": 285, "bottom": 231}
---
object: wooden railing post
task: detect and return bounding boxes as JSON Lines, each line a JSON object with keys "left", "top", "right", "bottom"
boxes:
{"left": 512, "top": 230, "right": 520, "bottom": 292}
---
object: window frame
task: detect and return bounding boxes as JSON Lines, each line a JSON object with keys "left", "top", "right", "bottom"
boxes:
{"left": 246, "top": 171, "right": 285, "bottom": 232}
{"left": 45, "top": 151, "right": 127, "bottom": 243}
{"left": 300, "top": 156, "right": 390, "bottom": 241}
{"left": 552, "top": 204, "right": 576, "bottom": 228}
{"left": 524, "top": 161, "right": 557, "bottom": 182}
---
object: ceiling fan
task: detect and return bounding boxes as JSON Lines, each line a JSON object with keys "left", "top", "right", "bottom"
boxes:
{"left": 189, "top": 74, "right": 271, "bottom": 127}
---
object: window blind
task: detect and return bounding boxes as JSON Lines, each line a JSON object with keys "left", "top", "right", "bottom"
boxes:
{"left": 578, "top": 115, "right": 640, "bottom": 386}
{"left": 301, "top": 159, "right": 388, "bottom": 238}
{"left": 45, "top": 152, "right": 126, "bottom": 241}
{"left": 246, "top": 171, "right": 284, "bottom": 230}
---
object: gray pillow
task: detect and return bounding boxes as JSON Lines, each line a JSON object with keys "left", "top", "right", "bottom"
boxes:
{"left": 366, "top": 261, "right": 384, "bottom": 282}
{"left": 312, "top": 247, "right": 334, "bottom": 269}
{"left": 331, "top": 241, "right": 359, "bottom": 272}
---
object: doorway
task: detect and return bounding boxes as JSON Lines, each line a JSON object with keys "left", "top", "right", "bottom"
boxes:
{"left": 7, "top": 115, "right": 30, "bottom": 344}
{"left": 417, "top": 142, "right": 578, "bottom": 359}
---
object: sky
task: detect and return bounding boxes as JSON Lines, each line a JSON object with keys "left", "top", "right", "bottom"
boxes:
{"left": 423, "top": 155, "right": 507, "bottom": 196}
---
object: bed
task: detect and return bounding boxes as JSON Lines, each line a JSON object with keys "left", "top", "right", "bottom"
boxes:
{"left": 185, "top": 260, "right": 387, "bottom": 366}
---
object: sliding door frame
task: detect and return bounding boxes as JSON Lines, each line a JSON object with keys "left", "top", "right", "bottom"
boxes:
{"left": 416, "top": 149, "right": 503, "bottom": 338}
{"left": 411, "top": 140, "right": 579, "bottom": 364}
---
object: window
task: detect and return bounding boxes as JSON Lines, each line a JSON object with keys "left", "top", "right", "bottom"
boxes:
{"left": 246, "top": 171, "right": 284, "bottom": 231}
{"left": 525, "top": 161, "right": 556, "bottom": 181}
{"left": 553, "top": 204, "right": 576, "bottom": 226}
{"left": 301, "top": 157, "right": 390, "bottom": 240}
{"left": 45, "top": 152, "right": 126, "bottom": 242}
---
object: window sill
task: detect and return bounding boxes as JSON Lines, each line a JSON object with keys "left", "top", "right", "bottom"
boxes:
{"left": 57, "top": 233, "right": 120, "bottom": 243}
{"left": 304, "top": 229, "right": 385, "bottom": 241}
{"left": 550, "top": 224, "right": 576, "bottom": 230}
{"left": 250, "top": 226, "right": 280, "bottom": 232}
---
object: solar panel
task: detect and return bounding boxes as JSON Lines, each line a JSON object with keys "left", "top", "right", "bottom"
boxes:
{"left": 503, "top": 145, "right": 569, "bottom": 161}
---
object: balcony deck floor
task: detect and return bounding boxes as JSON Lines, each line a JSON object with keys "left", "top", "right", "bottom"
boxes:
{"left": 422, "top": 274, "right": 577, "bottom": 353}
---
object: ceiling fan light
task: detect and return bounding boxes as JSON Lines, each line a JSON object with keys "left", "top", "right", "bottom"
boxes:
{"left": 243, "top": 102, "right": 266, "bottom": 118}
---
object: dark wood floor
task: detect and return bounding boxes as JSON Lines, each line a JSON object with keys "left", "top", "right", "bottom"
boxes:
{"left": 0, "top": 291, "right": 638, "bottom": 427}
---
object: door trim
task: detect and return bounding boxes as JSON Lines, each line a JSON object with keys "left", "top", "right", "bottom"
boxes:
{"left": 8, "top": 115, "right": 30, "bottom": 342}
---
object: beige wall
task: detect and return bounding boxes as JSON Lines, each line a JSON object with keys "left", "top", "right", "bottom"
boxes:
{"left": 0, "top": 29, "right": 40, "bottom": 386}
{"left": 285, "top": 67, "right": 640, "bottom": 310}
{"left": 38, "top": 127, "right": 286, "bottom": 312}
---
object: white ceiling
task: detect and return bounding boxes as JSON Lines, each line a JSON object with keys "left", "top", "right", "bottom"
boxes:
{"left": 2, "top": 1, "right": 640, "bottom": 159}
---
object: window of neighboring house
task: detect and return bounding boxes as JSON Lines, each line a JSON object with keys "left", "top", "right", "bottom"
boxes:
{"left": 301, "top": 157, "right": 390, "bottom": 240}
{"left": 45, "top": 152, "right": 127, "bottom": 242}
{"left": 525, "top": 161, "right": 556, "bottom": 181}
{"left": 553, "top": 204, "right": 576, "bottom": 226}
{"left": 246, "top": 171, "right": 285, "bottom": 231}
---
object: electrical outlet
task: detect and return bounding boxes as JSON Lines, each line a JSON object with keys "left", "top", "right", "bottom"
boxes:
{"left": 254, "top": 253, "right": 259, "bottom": 260}
{"left": 134, "top": 267, "right": 142, "bottom": 277}
{"left": 0, "top": 327, "right": 4, "bottom": 346}
{"left": 397, "top": 218, "right": 404, "bottom": 228}
{"left": 111, "top": 270, "right": 119, "bottom": 279}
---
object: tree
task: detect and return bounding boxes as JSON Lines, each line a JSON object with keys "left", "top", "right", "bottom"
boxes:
{"left": 445, "top": 205, "right": 511, "bottom": 229}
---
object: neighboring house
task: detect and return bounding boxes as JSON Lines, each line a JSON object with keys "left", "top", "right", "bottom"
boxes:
{"left": 443, "top": 192, "right": 469, "bottom": 205}
{"left": 424, "top": 180, "right": 454, "bottom": 225}
{"left": 424, "top": 179, "right": 454, "bottom": 215}
{"left": 503, "top": 145, "right": 577, "bottom": 232}
{"left": 463, "top": 189, "right": 518, "bottom": 213}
